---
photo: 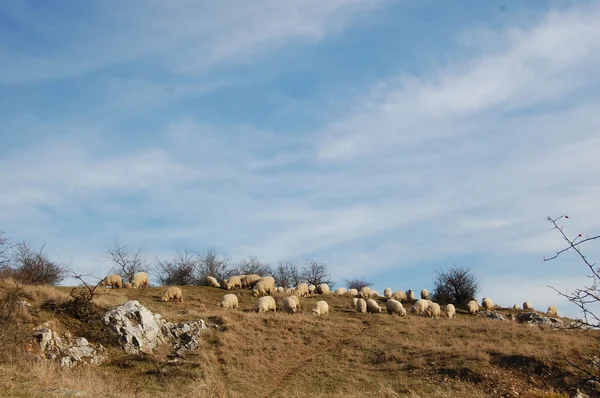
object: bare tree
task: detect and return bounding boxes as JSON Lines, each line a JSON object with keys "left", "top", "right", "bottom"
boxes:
{"left": 431, "top": 264, "right": 479, "bottom": 308}
{"left": 107, "top": 241, "right": 147, "bottom": 283}
{"left": 233, "top": 256, "right": 272, "bottom": 278}
{"left": 196, "top": 247, "right": 232, "bottom": 282}
{"left": 0, "top": 231, "right": 10, "bottom": 269}
{"left": 9, "top": 242, "right": 65, "bottom": 285}
{"left": 274, "top": 260, "right": 302, "bottom": 288}
{"left": 301, "top": 260, "right": 332, "bottom": 287}
{"left": 344, "top": 278, "right": 372, "bottom": 291}
{"left": 154, "top": 250, "right": 198, "bottom": 286}
{"left": 544, "top": 215, "right": 600, "bottom": 328}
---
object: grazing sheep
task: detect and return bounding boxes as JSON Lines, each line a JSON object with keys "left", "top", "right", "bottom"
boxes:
{"left": 467, "top": 300, "right": 479, "bottom": 315}
{"left": 356, "top": 298, "right": 367, "bottom": 313}
{"left": 523, "top": 301, "right": 533, "bottom": 310}
{"left": 335, "top": 287, "right": 347, "bottom": 296}
{"left": 161, "top": 286, "right": 183, "bottom": 302}
{"left": 294, "top": 283, "right": 309, "bottom": 297}
{"left": 359, "top": 286, "right": 372, "bottom": 298}
{"left": 370, "top": 291, "right": 380, "bottom": 298}
{"left": 276, "top": 287, "right": 284, "bottom": 293}
{"left": 255, "top": 296, "right": 277, "bottom": 313}
{"left": 100, "top": 274, "right": 122, "bottom": 289}
{"left": 223, "top": 275, "right": 243, "bottom": 290}
{"left": 132, "top": 272, "right": 149, "bottom": 289}
{"left": 385, "top": 299, "right": 406, "bottom": 317}
{"left": 289, "top": 295, "right": 301, "bottom": 310}
{"left": 312, "top": 300, "right": 329, "bottom": 316}
{"left": 547, "top": 306, "right": 558, "bottom": 316}
{"left": 421, "top": 289, "right": 430, "bottom": 300}
{"left": 202, "top": 276, "right": 221, "bottom": 288}
{"left": 242, "top": 274, "right": 261, "bottom": 288}
{"left": 285, "top": 288, "right": 294, "bottom": 294}
{"left": 366, "top": 298, "right": 382, "bottom": 314}
{"left": 383, "top": 288, "right": 392, "bottom": 298}
{"left": 348, "top": 288, "right": 359, "bottom": 296}
{"left": 392, "top": 291, "right": 407, "bottom": 303}
{"left": 425, "top": 302, "right": 441, "bottom": 318}
{"left": 282, "top": 296, "right": 298, "bottom": 314}
{"left": 220, "top": 294, "right": 239, "bottom": 309}
{"left": 482, "top": 298, "right": 494, "bottom": 310}
{"left": 252, "top": 277, "right": 276, "bottom": 297}
{"left": 123, "top": 282, "right": 132, "bottom": 289}
{"left": 308, "top": 284, "right": 317, "bottom": 295}
{"left": 446, "top": 304, "right": 456, "bottom": 319}
{"left": 513, "top": 304, "right": 521, "bottom": 310}
{"left": 317, "top": 283, "right": 330, "bottom": 295}
{"left": 351, "top": 297, "right": 359, "bottom": 309}
{"left": 406, "top": 289, "right": 415, "bottom": 301}
{"left": 410, "top": 299, "right": 428, "bottom": 315}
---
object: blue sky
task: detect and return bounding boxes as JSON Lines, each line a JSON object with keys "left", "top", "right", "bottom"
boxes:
{"left": 2, "top": 0, "right": 600, "bottom": 317}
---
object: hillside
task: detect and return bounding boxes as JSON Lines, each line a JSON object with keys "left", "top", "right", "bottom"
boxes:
{"left": 0, "top": 281, "right": 598, "bottom": 398}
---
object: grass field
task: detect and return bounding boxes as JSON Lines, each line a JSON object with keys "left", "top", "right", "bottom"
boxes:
{"left": 0, "top": 280, "right": 598, "bottom": 398}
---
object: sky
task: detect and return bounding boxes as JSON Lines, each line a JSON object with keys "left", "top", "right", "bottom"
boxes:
{"left": 1, "top": 0, "right": 600, "bottom": 318}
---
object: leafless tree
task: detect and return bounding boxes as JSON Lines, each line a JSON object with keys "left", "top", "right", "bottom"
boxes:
{"left": 544, "top": 215, "right": 600, "bottom": 328}
{"left": 431, "top": 264, "right": 479, "bottom": 308}
{"left": 154, "top": 250, "right": 198, "bottom": 286}
{"left": 0, "top": 231, "right": 10, "bottom": 269}
{"left": 233, "top": 256, "right": 272, "bottom": 278}
{"left": 196, "top": 246, "right": 232, "bottom": 282}
{"left": 274, "top": 260, "right": 302, "bottom": 288}
{"left": 344, "top": 278, "right": 372, "bottom": 291}
{"left": 107, "top": 241, "right": 147, "bottom": 283}
{"left": 9, "top": 242, "right": 65, "bottom": 285}
{"left": 301, "top": 260, "right": 332, "bottom": 287}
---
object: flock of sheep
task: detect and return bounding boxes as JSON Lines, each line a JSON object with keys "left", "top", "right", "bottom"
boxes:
{"left": 100, "top": 272, "right": 559, "bottom": 318}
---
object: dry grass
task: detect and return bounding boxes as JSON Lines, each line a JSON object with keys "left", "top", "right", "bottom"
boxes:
{"left": 0, "top": 282, "right": 598, "bottom": 397}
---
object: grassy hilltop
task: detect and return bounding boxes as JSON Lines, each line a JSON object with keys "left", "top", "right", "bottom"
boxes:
{"left": 0, "top": 281, "right": 598, "bottom": 398}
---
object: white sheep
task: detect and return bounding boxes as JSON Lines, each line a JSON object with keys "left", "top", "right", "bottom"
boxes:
{"left": 421, "top": 289, "right": 430, "bottom": 300}
{"left": 425, "top": 302, "right": 441, "bottom": 318}
{"left": 242, "top": 274, "right": 261, "bottom": 288}
{"left": 255, "top": 296, "right": 276, "bottom": 313}
{"left": 335, "top": 287, "right": 347, "bottom": 296}
{"left": 406, "top": 289, "right": 415, "bottom": 301}
{"left": 356, "top": 298, "right": 367, "bottom": 313}
{"left": 161, "top": 286, "right": 183, "bottom": 302}
{"left": 282, "top": 296, "right": 298, "bottom": 314}
{"left": 392, "top": 291, "right": 407, "bottom": 303}
{"left": 446, "top": 304, "right": 456, "bottom": 319}
{"left": 312, "top": 300, "right": 329, "bottom": 316}
{"left": 308, "top": 284, "right": 317, "bottom": 295}
{"left": 383, "top": 288, "right": 392, "bottom": 298}
{"left": 385, "top": 299, "right": 406, "bottom": 316}
{"left": 123, "top": 282, "right": 132, "bottom": 289}
{"left": 223, "top": 275, "right": 243, "bottom": 290}
{"left": 202, "top": 276, "right": 221, "bottom": 288}
{"left": 348, "top": 288, "right": 359, "bottom": 296}
{"left": 252, "top": 277, "right": 276, "bottom": 297}
{"left": 370, "top": 291, "right": 380, "bottom": 298}
{"left": 351, "top": 297, "right": 359, "bottom": 309}
{"left": 289, "top": 295, "right": 301, "bottom": 310}
{"left": 482, "top": 297, "right": 494, "bottom": 310}
{"left": 547, "top": 306, "right": 558, "bottom": 316}
{"left": 366, "top": 298, "right": 382, "bottom": 314}
{"left": 317, "top": 283, "right": 330, "bottom": 295}
{"left": 294, "top": 282, "right": 309, "bottom": 297}
{"left": 100, "top": 274, "right": 122, "bottom": 289}
{"left": 220, "top": 294, "right": 239, "bottom": 309}
{"left": 523, "top": 301, "right": 533, "bottom": 310}
{"left": 276, "top": 287, "right": 284, "bottom": 293}
{"left": 467, "top": 300, "right": 479, "bottom": 315}
{"left": 410, "top": 299, "right": 428, "bottom": 315}
{"left": 132, "top": 272, "right": 149, "bottom": 289}
{"left": 512, "top": 304, "right": 521, "bottom": 310}
{"left": 359, "top": 286, "right": 372, "bottom": 298}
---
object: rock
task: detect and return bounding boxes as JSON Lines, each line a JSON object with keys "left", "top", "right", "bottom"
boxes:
{"left": 164, "top": 320, "right": 211, "bottom": 357}
{"left": 484, "top": 311, "right": 506, "bottom": 321}
{"left": 517, "top": 312, "right": 564, "bottom": 327}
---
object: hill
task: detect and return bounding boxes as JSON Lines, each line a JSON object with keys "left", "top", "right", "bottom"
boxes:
{"left": 0, "top": 280, "right": 598, "bottom": 398}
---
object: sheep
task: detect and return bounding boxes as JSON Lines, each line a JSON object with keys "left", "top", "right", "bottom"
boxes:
{"left": 370, "top": 291, "right": 380, "bottom": 298}
{"left": 223, "top": 275, "right": 243, "bottom": 290}
{"left": 132, "top": 272, "right": 149, "bottom": 289}
{"left": 294, "top": 282, "right": 309, "bottom": 297}
{"left": 385, "top": 299, "right": 406, "bottom": 316}
{"left": 334, "top": 287, "right": 347, "bottom": 296}
{"left": 356, "top": 298, "right": 367, "bottom": 313}
{"left": 547, "top": 306, "right": 558, "bottom": 316}
{"left": 285, "top": 288, "right": 294, "bottom": 294}
{"left": 512, "top": 304, "right": 521, "bottom": 310}
{"left": 308, "top": 284, "right": 317, "bottom": 295}
{"left": 123, "top": 282, "right": 132, "bottom": 289}
{"left": 410, "top": 299, "right": 428, "bottom": 315}
{"left": 161, "top": 286, "right": 183, "bottom": 302}
{"left": 252, "top": 276, "right": 276, "bottom": 297}
{"left": 220, "top": 294, "right": 239, "bottom": 309}
{"left": 366, "top": 298, "right": 382, "bottom": 314}
{"left": 100, "top": 274, "right": 123, "bottom": 289}
{"left": 282, "top": 296, "right": 298, "bottom": 314}
{"left": 467, "top": 300, "right": 479, "bottom": 315}
{"left": 392, "top": 291, "right": 407, "bottom": 303}
{"left": 523, "top": 301, "right": 533, "bottom": 310}
{"left": 201, "top": 276, "right": 221, "bottom": 288}
{"left": 242, "top": 274, "right": 261, "bottom": 288}
{"left": 255, "top": 296, "right": 277, "bottom": 313}
{"left": 406, "top": 289, "right": 415, "bottom": 301}
{"left": 383, "top": 288, "right": 392, "bottom": 298}
{"left": 348, "top": 288, "right": 359, "bottom": 296}
{"left": 317, "top": 283, "right": 330, "bottom": 295}
{"left": 351, "top": 297, "right": 359, "bottom": 309}
{"left": 359, "top": 286, "right": 372, "bottom": 298}
{"left": 312, "top": 300, "right": 329, "bottom": 316}
{"left": 425, "top": 302, "right": 441, "bottom": 318}
{"left": 289, "top": 295, "right": 301, "bottom": 310}
{"left": 421, "top": 289, "right": 430, "bottom": 300}
{"left": 446, "top": 304, "right": 456, "bottom": 319}
{"left": 482, "top": 297, "right": 494, "bottom": 310}
{"left": 276, "top": 287, "right": 284, "bottom": 293}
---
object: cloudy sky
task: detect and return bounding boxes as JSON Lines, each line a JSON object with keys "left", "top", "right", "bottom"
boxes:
{"left": 1, "top": 0, "right": 599, "bottom": 317}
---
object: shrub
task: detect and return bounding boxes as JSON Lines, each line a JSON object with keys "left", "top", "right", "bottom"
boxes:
{"left": 432, "top": 264, "right": 479, "bottom": 308}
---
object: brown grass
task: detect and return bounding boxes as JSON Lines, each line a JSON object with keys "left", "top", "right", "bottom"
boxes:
{"left": 0, "top": 282, "right": 598, "bottom": 397}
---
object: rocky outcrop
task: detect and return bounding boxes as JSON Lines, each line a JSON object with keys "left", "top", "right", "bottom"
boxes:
{"left": 517, "top": 312, "right": 563, "bottom": 327}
